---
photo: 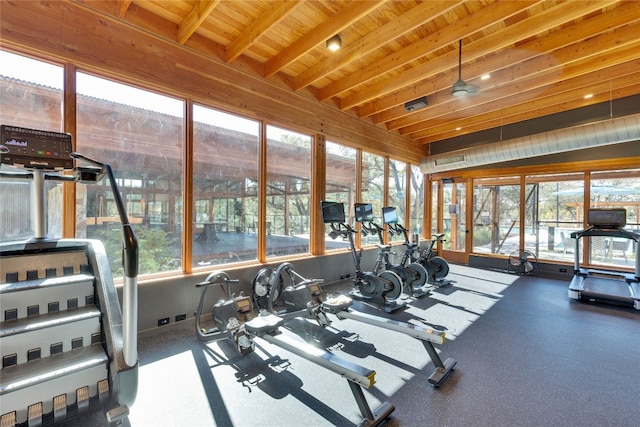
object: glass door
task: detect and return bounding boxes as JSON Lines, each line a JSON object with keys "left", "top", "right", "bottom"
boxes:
{"left": 441, "top": 180, "right": 469, "bottom": 264}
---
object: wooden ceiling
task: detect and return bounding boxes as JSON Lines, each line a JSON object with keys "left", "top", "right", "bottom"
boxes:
{"left": 75, "top": 1, "right": 640, "bottom": 146}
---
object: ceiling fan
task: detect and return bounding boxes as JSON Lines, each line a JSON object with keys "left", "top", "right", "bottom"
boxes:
{"left": 452, "top": 39, "right": 479, "bottom": 97}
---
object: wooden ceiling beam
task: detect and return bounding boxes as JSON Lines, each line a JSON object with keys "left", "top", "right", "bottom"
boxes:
{"left": 317, "top": 0, "right": 540, "bottom": 101}
{"left": 117, "top": 0, "right": 131, "bottom": 19}
{"left": 340, "top": 0, "right": 618, "bottom": 112}
{"left": 365, "top": 0, "right": 640, "bottom": 122}
{"left": 178, "top": 0, "right": 221, "bottom": 45}
{"left": 291, "top": 0, "right": 463, "bottom": 91}
{"left": 225, "top": 0, "right": 302, "bottom": 63}
{"left": 412, "top": 60, "right": 640, "bottom": 141}
{"left": 416, "top": 71, "right": 640, "bottom": 144}
{"left": 264, "top": 0, "right": 384, "bottom": 78}
{"left": 391, "top": 28, "right": 640, "bottom": 134}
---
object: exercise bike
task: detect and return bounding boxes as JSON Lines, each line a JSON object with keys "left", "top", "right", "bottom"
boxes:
{"left": 195, "top": 270, "right": 395, "bottom": 425}
{"left": 252, "top": 262, "right": 457, "bottom": 387}
{"left": 323, "top": 201, "right": 404, "bottom": 312}
{"left": 377, "top": 206, "right": 431, "bottom": 298}
{"left": 414, "top": 233, "right": 451, "bottom": 287}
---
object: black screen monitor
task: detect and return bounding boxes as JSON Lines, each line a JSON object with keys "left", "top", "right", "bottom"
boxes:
{"left": 321, "top": 201, "right": 346, "bottom": 224}
{"left": 587, "top": 208, "right": 626, "bottom": 228}
{"left": 354, "top": 203, "right": 374, "bottom": 223}
{"left": 382, "top": 206, "right": 398, "bottom": 224}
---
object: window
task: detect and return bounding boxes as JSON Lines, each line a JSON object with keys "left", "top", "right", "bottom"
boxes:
{"left": 192, "top": 106, "right": 260, "bottom": 267}
{"left": 387, "top": 159, "right": 406, "bottom": 242}
{"left": 0, "top": 50, "right": 64, "bottom": 241}
{"left": 325, "top": 141, "right": 356, "bottom": 251}
{"left": 266, "top": 125, "right": 312, "bottom": 258}
{"left": 361, "top": 151, "right": 384, "bottom": 245}
{"left": 473, "top": 177, "right": 520, "bottom": 255}
{"left": 524, "top": 173, "right": 584, "bottom": 261}
{"left": 409, "top": 164, "right": 424, "bottom": 235}
{"left": 589, "top": 169, "right": 639, "bottom": 266}
{"left": 75, "top": 72, "right": 184, "bottom": 277}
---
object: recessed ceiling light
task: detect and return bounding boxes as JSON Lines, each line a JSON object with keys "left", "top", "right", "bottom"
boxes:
{"left": 584, "top": 94, "right": 593, "bottom": 99}
{"left": 326, "top": 34, "right": 341, "bottom": 52}
{"left": 456, "top": 127, "right": 462, "bottom": 131}
{"left": 481, "top": 74, "right": 490, "bottom": 80}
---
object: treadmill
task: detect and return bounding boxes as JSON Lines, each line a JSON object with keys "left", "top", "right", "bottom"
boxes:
{"left": 568, "top": 208, "right": 640, "bottom": 310}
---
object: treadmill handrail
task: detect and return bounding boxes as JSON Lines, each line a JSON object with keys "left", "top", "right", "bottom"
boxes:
{"left": 571, "top": 227, "right": 640, "bottom": 242}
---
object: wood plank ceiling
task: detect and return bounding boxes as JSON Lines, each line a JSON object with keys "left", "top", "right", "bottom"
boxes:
{"left": 79, "top": 0, "right": 640, "bottom": 147}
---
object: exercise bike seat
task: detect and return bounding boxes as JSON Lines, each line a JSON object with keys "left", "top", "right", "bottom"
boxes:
{"left": 432, "top": 233, "right": 445, "bottom": 239}
{"left": 376, "top": 243, "right": 392, "bottom": 250}
{"left": 244, "top": 311, "right": 285, "bottom": 334}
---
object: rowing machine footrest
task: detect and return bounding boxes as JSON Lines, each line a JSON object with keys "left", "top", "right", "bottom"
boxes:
{"left": 244, "top": 312, "right": 285, "bottom": 334}
{"left": 322, "top": 295, "right": 353, "bottom": 314}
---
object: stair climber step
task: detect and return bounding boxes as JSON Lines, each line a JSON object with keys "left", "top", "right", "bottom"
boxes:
{"left": 0, "top": 345, "right": 109, "bottom": 426}
{"left": 0, "top": 274, "right": 96, "bottom": 322}
{"left": 1, "top": 306, "right": 102, "bottom": 367}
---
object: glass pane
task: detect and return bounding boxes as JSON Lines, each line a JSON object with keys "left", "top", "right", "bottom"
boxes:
{"left": 361, "top": 151, "right": 384, "bottom": 245}
{"left": 443, "top": 181, "right": 466, "bottom": 251}
{"left": 431, "top": 180, "right": 439, "bottom": 236}
{"left": 472, "top": 177, "right": 520, "bottom": 255}
{"left": 524, "top": 173, "right": 584, "bottom": 262}
{"left": 409, "top": 165, "right": 424, "bottom": 236}
{"left": 0, "top": 51, "right": 64, "bottom": 241}
{"left": 589, "top": 169, "right": 640, "bottom": 267}
{"left": 325, "top": 141, "right": 355, "bottom": 251}
{"left": 266, "top": 125, "right": 311, "bottom": 258}
{"left": 387, "top": 159, "right": 406, "bottom": 242}
{"left": 75, "top": 72, "right": 184, "bottom": 277}
{"left": 193, "top": 106, "right": 259, "bottom": 267}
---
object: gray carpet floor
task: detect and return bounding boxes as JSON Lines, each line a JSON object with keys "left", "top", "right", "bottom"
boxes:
{"left": 63, "top": 265, "right": 639, "bottom": 426}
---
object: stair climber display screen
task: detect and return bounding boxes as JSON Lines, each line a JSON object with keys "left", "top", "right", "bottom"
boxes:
{"left": 0, "top": 125, "right": 139, "bottom": 426}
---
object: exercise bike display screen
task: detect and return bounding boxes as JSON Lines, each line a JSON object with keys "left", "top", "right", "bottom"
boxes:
{"left": 321, "top": 201, "right": 346, "bottom": 223}
{"left": 382, "top": 207, "right": 398, "bottom": 224}
{"left": 354, "top": 203, "right": 374, "bottom": 223}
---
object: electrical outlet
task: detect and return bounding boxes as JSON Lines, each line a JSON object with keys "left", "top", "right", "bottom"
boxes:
{"left": 559, "top": 268, "right": 567, "bottom": 273}
{"left": 175, "top": 313, "right": 187, "bottom": 322}
{"left": 157, "top": 317, "right": 170, "bottom": 327}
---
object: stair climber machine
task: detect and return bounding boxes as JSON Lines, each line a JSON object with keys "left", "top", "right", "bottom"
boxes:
{"left": 379, "top": 206, "right": 431, "bottom": 298}
{"left": 251, "top": 262, "right": 457, "bottom": 387}
{"left": 323, "top": 201, "right": 404, "bottom": 313}
{"left": 194, "top": 270, "right": 395, "bottom": 426}
{"left": 0, "top": 125, "right": 139, "bottom": 426}
{"left": 568, "top": 208, "right": 640, "bottom": 310}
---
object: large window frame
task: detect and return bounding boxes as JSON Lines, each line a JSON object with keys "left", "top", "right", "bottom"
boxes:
{"left": 2, "top": 48, "right": 426, "bottom": 280}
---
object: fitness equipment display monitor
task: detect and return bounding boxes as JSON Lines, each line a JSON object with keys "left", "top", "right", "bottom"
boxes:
{"left": 321, "top": 201, "right": 346, "bottom": 224}
{"left": 354, "top": 203, "right": 374, "bottom": 223}
{"left": 1, "top": 125, "right": 73, "bottom": 170}
{"left": 382, "top": 207, "right": 398, "bottom": 224}
{"left": 587, "top": 208, "right": 626, "bottom": 228}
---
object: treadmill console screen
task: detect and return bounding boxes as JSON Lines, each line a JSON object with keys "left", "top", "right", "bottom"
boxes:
{"left": 587, "top": 208, "right": 626, "bottom": 228}
{"left": 1, "top": 125, "right": 73, "bottom": 170}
